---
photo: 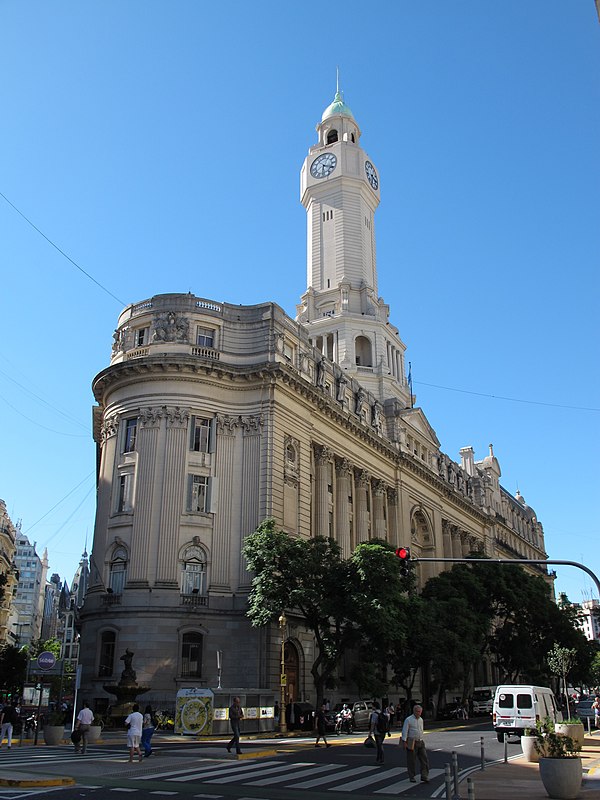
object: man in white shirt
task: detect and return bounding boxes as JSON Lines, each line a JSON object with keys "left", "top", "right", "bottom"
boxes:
{"left": 75, "top": 701, "right": 94, "bottom": 754}
{"left": 125, "top": 704, "right": 144, "bottom": 763}
{"left": 401, "top": 704, "right": 429, "bottom": 783}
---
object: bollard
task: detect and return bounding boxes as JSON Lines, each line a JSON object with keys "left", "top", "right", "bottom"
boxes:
{"left": 588, "top": 716, "right": 592, "bottom": 736}
{"left": 444, "top": 763, "right": 453, "bottom": 800}
{"left": 504, "top": 732, "right": 508, "bottom": 763}
{"left": 480, "top": 735, "right": 485, "bottom": 770}
{"left": 452, "top": 750, "right": 460, "bottom": 800}
{"left": 467, "top": 776, "right": 475, "bottom": 799}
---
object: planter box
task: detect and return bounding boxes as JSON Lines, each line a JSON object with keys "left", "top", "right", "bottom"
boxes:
{"left": 43, "top": 725, "right": 65, "bottom": 745}
{"left": 539, "top": 757, "right": 582, "bottom": 800}
{"left": 555, "top": 723, "right": 584, "bottom": 748}
{"left": 521, "top": 734, "right": 540, "bottom": 762}
{"left": 86, "top": 726, "right": 102, "bottom": 743}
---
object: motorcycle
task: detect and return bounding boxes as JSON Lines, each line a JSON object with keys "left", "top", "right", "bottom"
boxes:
{"left": 335, "top": 711, "right": 353, "bottom": 735}
{"left": 23, "top": 714, "right": 37, "bottom": 736}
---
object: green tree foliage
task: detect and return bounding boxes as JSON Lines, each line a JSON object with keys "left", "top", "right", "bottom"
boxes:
{"left": 242, "top": 519, "right": 409, "bottom": 704}
{"left": 547, "top": 643, "right": 578, "bottom": 718}
{"left": 0, "top": 644, "right": 28, "bottom": 697}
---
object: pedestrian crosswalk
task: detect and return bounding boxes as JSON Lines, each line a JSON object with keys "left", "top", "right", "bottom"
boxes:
{"left": 136, "top": 759, "right": 445, "bottom": 794}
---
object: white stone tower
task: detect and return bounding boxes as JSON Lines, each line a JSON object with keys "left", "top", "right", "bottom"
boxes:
{"left": 297, "top": 87, "right": 411, "bottom": 408}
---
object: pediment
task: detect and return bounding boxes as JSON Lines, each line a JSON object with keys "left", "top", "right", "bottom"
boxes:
{"left": 398, "top": 407, "right": 440, "bottom": 449}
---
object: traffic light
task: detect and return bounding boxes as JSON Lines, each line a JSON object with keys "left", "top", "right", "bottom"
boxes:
{"left": 395, "top": 546, "right": 411, "bottom": 577}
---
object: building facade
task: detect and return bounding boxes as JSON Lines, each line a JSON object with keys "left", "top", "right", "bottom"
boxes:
{"left": 79, "top": 91, "right": 551, "bottom": 711}
{"left": 11, "top": 533, "right": 48, "bottom": 646}
{"left": 0, "top": 499, "right": 18, "bottom": 645}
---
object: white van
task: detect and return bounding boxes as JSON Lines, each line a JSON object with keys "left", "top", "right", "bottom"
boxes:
{"left": 472, "top": 686, "right": 495, "bottom": 715}
{"left": 493, "top": 685, "right": 562, "bottom": 741}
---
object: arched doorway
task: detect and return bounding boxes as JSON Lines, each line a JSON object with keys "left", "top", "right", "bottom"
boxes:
{"left": 284, "top": 641, "right": 299, "bottom": 703}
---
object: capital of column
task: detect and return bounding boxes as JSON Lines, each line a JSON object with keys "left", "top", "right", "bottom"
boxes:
{"left": 140, "top": 407, "right": 164, "bottom": 427}
{"left": 216, "top": 414, "right": 240, "bottom": 434}
{"left": 240, "top": 414, "right": 263, "bottom": 433}
{"left": 101, "top": 414, "right": 119, "bottom": 443}
{"left": 165, "top": 406, "right": 190, "bottom": 428}
{"left": 354, "top": 468, "right": 371, "bottom": 489}
{"left": 334, "top": 456, "right": 352, "bottom": 479}
{"left": 314, "top": 443, "right": 333, "bottom": 465}
{"left": 372, "top": 479, "right": 386, "bottom": 497}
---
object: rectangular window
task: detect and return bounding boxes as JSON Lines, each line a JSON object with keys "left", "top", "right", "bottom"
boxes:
{"left": 191, "top": 417, "right": 211, "bottom": 453}
{"left": 189, "top": 475, "right": 209, "bottom": 513}
{"left": 123, "top": 418, "right": 137, "bottom": 453}
{"left": 182, "top": 563, "right": 206, "bottom": 595}
{"left": 134, "top": 327, "right": 149, "bottom": 347}
{"left": 98, "top": 632, "right": 116, "bottom": 678}
{"left": 196, "top": 326, "right": 215, "bottom": 348}
{"left": 109, "top": 562, "right": 126, "bottom": 594}
{"left": 181, "top": 633, "right": 202, "bottom": 678}
{"left": 117, "top": 473, "right": 133, "bottom": 513}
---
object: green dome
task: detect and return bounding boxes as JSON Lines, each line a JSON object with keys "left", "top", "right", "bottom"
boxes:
{"left": 321, "top": 91, "right": 354, "bottom": 122}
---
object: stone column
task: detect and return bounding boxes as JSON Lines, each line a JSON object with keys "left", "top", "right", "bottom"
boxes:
{"left": 354, "top": 469, "right": 371, "bottom": 543}
{"left": 211, "top": 414, "right": 239, "bottom": 589}
{"left": 89, "top": 414, "right": 119, "bottom": 591}
{"left": 156, "top": 407, "right": 189, "bottom": 586}
{"left": 238, "top": 415, "right": 263, "bottom": 589}
{"left": 372, "top": 480, "right": 387, "bottom": 540}
{"left": 335, "top": 457, "right": 352, "bottom": 558}
{"left": 386, "top": 488, "right": 399, "bottom": 547}
{"left": 129, "top": 409, "right": 163, "bottom": 585}
{"left": 451, "top": 526, "right": 462, "bottom": 559}
{"left": 442, "top": 519, "right": 452, "bottom": 563}
{"left": 461, "top": 532, "right": 471, "bottom": 558}
{"left": 313, "top": 445, "right": 331, "bottom": 538}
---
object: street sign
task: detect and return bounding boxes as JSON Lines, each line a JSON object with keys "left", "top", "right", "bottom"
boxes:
{"left": 280, "top": 674, "right": 287, "bottom": 686}
{"left": 37, "top": 651, "right": 56, "bottom": 671}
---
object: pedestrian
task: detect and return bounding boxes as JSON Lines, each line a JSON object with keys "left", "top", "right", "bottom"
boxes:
{"left": 141, "top": 704, "right": 155, "bottom": 758}
{"left": 592, "top": 696, "right": 600, "bottom": 729}
{"left": 125, "top": 703, "right": 144, "bottom": 763}
{"left": 74, "top": 701, "right": 94, "bottom": 754}
{"left": 369, "top": 701, "right": 387, "bottom": 764}
{"left": 226, "top": 696, "right": 244, "bottom": 754}
{"left": 386, "top": 701, "right": 395, "bottom": 734}
{"left": 0, "top": 702, "right": 18, "bottom": 749}
{"left": 274, "top": 700, "right": 280, "bottom": 727}
{"left": 314, "top": 702, "right": 331, "bottom": 748}
{"left": 401, "top": 703, "right": 429, "bottom": 783}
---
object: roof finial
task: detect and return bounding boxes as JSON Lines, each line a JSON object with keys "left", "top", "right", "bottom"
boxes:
{"left": 336, "top": 65, "right": 340, "bottom": 95}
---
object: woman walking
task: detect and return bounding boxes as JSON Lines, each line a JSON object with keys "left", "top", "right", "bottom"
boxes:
{"left": 141, "top": 705, "right": 155, "bottom": 758}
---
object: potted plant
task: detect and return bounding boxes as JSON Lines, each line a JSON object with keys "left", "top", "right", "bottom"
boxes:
{"left": 556, "top": 717, "right": 585, "bottom": 748}
{"left": 521, "top": 727, "right": 540, "bottom": 763}
{"left": 43, "top": 711, "right": 66, "bottom": 745}
{"left": 533, "top": 717, "right": 582, "bottom": 800}
{"left": 86, "top": 713, "right": 104, "bottom": 743}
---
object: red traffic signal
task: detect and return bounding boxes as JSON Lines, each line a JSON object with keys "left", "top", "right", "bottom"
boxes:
{"left": 395, "top": 547, "right": 410, "bottom": 560}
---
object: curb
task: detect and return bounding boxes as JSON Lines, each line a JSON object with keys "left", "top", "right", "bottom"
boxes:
{"left": 0, "top": 776, "right": 75, "bottom": 788}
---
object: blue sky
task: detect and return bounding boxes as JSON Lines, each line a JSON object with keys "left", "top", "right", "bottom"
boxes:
{"left": 1, "top": 1, "right": 598, "bottom": 604}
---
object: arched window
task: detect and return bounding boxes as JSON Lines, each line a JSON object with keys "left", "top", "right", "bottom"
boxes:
{"left": 181, "top": 632, "right": 203, "bottom": 677}
{"left": 326, "top": 129, "right": 338, "bottom": 144}
{"left": 180, "top": 544, "right": 207, "bottom": 596}
{"left": 98, "top": 630, "right": 116, "bottom": 677}
{"left": 109, "top": 546, "right": 128, "bottom": 594}
{"left": 355, "top": 335, "right": 373, "bottom": 367}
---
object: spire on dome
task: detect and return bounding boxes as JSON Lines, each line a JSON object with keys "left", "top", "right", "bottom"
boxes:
{"left": 321, "top": 69, "right": 354, "bottom": 121}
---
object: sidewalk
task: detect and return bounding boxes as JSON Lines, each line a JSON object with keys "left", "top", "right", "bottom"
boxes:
{"left": 460, "top": 734, "right": 600, "bottom": 799}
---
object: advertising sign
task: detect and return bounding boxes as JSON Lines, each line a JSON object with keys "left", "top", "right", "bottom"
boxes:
{"left": 175, "top": 688, "right": 214, "bottom": 735}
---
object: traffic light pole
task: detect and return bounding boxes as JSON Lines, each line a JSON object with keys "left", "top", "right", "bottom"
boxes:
{"left": 412, "top": 557, "right": 600, "bottom": 599}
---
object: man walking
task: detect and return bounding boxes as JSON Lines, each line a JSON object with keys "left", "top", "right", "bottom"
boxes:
{"left": 125, "top": 703, "right": 144, "bottom": 763}
{"left": 74, "top": 701, "right": 94, "bottom": 754}
{"left": 369, "top": 701, "right": 387, "bottom": 764}
{"left": 0, "top": 702, "right": 18, "bottom": 749}
{"left": 227, "top": 696, "right": 244, "bottom": 754}
{"left": 315, "top": 702, "right": 332, "bottom": 748}
{"left": 401, "top": 704, "right": 429, "bottom": 783}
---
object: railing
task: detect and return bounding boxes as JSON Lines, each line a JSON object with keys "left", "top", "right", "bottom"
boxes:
{"left": 180, "top": 594, "right": 208, "bottom": 607}
{"left": 101, "top": 593, "right": 122, "bottom": 605}
{"left": 131, "top": 300, "right": 153, "bottom": 313}
{"left": 191, "top": 347, "right": 220, "bottom": 360}
{"left": 195, "top": 300, "right": 222, "bottom": 313}
{"left": 125, "top": 347, "right": 150, "bottom": 360}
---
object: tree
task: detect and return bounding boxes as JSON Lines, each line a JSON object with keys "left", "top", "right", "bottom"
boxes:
{"left": 547, "top": 644, "right": 577, "bottom": 718}
{"left": 0, "top": 644, "right": 28, "bottom": 698}
{"left": 242, "top": 519, "right": 409, "bottom": 705}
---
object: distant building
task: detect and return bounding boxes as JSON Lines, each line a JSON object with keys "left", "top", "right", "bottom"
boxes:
{"left": 12, "top": 533, "right": 48, "bottom": 646}
{"left": 80, "top": 90, "right": 552, "bottom": 711}
{"left": 0, "top": 499, "right": 18, "bottom": 645}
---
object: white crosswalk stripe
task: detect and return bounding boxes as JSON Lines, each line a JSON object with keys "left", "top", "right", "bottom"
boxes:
{"left": 374, "top": 768, "right": 445, "bottom": 793}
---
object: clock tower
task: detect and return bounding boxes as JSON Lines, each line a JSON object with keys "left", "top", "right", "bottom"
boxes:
{"left": 297, "top": 89, "right": 411, "bottom": 407}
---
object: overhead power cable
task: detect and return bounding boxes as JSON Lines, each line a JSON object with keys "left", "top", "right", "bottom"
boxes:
{"left": 23, "top": 471, "right": 95, "bottom": 534}
{"left": 415, "top": 380, "right": 600, "bottom": 413}
{"left": 0, "top": 190, "right": 126, "bottom": 306}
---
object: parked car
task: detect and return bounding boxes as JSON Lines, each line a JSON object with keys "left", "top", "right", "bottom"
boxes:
{"left": 574, "top": 698, "right": 596, "bottom": 723}
{"left": 351, "top": 701, "right": 375, "bottom": 730}
{"left": 285, "top": 702, "right": 315, "bottom": 731}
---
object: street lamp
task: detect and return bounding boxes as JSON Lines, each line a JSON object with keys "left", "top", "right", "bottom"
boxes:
{"left": 278, "top": 613, "right": 287, "bottom": 734}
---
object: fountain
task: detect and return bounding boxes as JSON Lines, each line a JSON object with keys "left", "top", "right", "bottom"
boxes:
{"left": 103, "top": 649, "right": 150, "bottom": 723}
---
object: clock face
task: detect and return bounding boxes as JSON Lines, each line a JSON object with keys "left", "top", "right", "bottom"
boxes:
{"left": 365, "top": 160, "right": 379, "bottom": 190}
{"left": 310, "top": 152, "right": 337, "bottom": 179}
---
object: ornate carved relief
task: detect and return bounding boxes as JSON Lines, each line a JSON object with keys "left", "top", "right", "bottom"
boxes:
{"left": 313, "top": 443, "right": 332, "bottom": 465}
{"left": 335, "top": 456, "right": 352, "bottom": 479}
{"left": 240, "top": 415, "right": 263, "bottom": 433}
{"left": 112, "top": 327, "right": 127, "bottom": 355}
{"left": 354, "top": 468, "right": 371, "bottom": 488}
{"left": 152, "top": 311, "right": 189, "bottom": 343}
{"left": 386, "top": 487, "right": 398, "bottom": 505}
{"left": 101, "top": 415, "right": 119, "bottom": 442}
{"left": 165, "top": 406, "right": 190, "bottom": 427}
{"left": 216, "top": 414, "right": 240, "bottom": 434}
{"left": 140, "top": 407, "right": 164, "bottom": 427}
{"left": 372, "top": 479, "right": 386, "bottom": 497}
{"left": 336, "top": 375, "right": 347, "bottom": 403}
